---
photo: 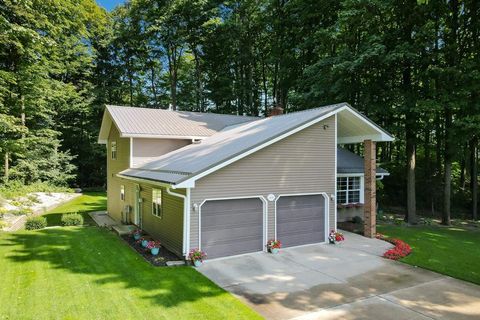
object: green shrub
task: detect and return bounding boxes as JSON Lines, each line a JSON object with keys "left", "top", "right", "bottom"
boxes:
{"left": 352, "top": 216, "right": 363, "bottom": 224}
{"left": 25, "top": 216, "right": 47, "bottom": 230}
{"left": 0, "top": 220, "right": 8, "bottom": 229}
{"left": 61, "top": 213, "right": 84, "bottom": 226}
{"left": 0, "top": 180, "right": 72, "bottom": 199}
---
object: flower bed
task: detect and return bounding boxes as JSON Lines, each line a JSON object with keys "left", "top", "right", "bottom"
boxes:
{"left": 121, "top": 234, "right": 181, "bottom": 266}
{"left": 376, "top": 233, "right": 412, "bottom": 260}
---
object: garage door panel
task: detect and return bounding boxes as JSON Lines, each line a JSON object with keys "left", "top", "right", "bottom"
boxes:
{"left": 277, "top": 195, "right": 326, "bottom": 248}
{"left": 202, "top": 225, "right": 263, "bottom": 241}
{"left": 202, "top": 211, "right": 263, "bottom": 227}
{"left": 277, "top": 219, "right": 324, "bottom": 234}
{"left": 201, "top": 239, "right": 263, "bottom": 260}
{"left": 201, "top": 198, "right": 264, "bottom": 259}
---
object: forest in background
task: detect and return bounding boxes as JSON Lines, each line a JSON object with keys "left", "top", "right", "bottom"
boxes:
{"left": 0, "top": 0, "right": 479, "bottom": 224}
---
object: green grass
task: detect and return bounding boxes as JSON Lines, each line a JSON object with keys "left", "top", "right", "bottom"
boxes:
{"left": 42, "top": 191, "right": 107, "bottom": 226}
{"left": 378, "top": 224, "right": 480, "bottom": 285}
{"left": 0, "top": 193, "right": 260, "bottom": 320}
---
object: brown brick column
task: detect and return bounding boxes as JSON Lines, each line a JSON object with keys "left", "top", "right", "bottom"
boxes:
{"left": 364, "top": 139, "right": 376, "bottom": 238}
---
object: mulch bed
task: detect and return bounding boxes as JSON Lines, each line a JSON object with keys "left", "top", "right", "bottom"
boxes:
{"left": 121, "top": 234, "right": 183, "bottom": 266}
{"left": 338, "top": 221, "right": 363, "bottom": 234}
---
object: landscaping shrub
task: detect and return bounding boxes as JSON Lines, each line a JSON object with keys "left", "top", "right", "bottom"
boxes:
{"left": 25, "top": 216, "right": 47, "bottom": 230}
{"left": 383, "top": 239, "right": 412, "bottom": 260}
{"left": 0, "top": 180, "right": 72, "bottom": 199}
{"left": 376, "top": 233, "right": 412, "bottom": 260}
{"left": 12, "top": 207, "right": 33, "bottom": 216}
{"left": 61, "top": 213, "right": 84, "bottom": 226}
{"left": 352, "top": 216, "right": 363, "bottom": 224}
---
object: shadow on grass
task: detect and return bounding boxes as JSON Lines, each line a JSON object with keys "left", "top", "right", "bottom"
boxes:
{"left": 1, "top": 227, "right": 227, "bottom": 308}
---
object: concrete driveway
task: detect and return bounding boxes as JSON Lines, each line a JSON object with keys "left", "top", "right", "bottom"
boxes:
{"left": 197, "top": 231, "right": 480, "bottom": 320}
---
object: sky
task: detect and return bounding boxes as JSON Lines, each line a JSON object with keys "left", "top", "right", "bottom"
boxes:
{"left": 96, "top": 0, "right": 125, "bottom": 11}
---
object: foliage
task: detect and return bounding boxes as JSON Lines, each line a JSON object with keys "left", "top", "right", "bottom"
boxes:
{"left": 376, "top": 234, "right": 412, "bottom": 260}
{"left": 266, "top": 239, "right": 282, "bottom": 250}
{"left": 61, "top": 213, "right": 84, "bottom": 226}
{"left": 188, "top": 248, "right": 207, "bottom": 262}
{"left": 0, "top": 180, "right": 72, "bottom": 199}
{"left": 328, "top": 230, "right": 345, "bottom": 243}
{"left": 1, "top": 0, "right": 479, "bottom": 221}
{"left": 146, "top": 240, "right": 161, "bottom": 249}
{"left": 25, "top": 216, "right": 47, "bottom": 230}
{"left": 378, "top": 224, "right": 480, "bottom": 285}
{"left": 352, "top": 216, "right": 363, "bottom": 224}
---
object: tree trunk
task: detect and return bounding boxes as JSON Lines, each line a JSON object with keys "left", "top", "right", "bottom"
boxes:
{"left": 406, "top": 119, "right": 416, "bottom": 224}
{"left": 470, "top": 137, "right": 478, "bottom": 220}
{"left": 442, "top": 108, "right": 452, "bottom": 225}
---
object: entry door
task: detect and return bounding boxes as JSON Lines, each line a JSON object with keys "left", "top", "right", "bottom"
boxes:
{"left": 276, "top": 194, "right": 326, "bottom": 248}
{"left": 201, "top": 198, "right": 264, "bottom": 259}
{"left": 134, "top": 184, "right": 142, "bottom": 227}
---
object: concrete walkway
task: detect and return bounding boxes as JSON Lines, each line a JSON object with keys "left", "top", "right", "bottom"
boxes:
{"left": 197, "top": 232, "right": 480, "bottom": 320}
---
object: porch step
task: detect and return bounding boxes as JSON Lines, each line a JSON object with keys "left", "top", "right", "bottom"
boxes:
{"left": 88, "top": 211, "right": 118, "bottom": 228}
{"left": 112, "top": 224, "right": 137, "bottom": 236}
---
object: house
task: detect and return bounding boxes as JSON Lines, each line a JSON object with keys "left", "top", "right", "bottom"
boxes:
{"left": 98, "top": 103, "right": 393, "bottom": 259}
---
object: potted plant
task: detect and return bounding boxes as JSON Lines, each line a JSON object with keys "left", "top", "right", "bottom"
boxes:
{"left": 146, "top": 240, "right": 161, "bottom": 255}
{"left": 141, "top": 237, "right": 149, "bottom": 248}
{"left": 131, "top": 229, "right": 142, "bottom": 241}
{"left": 328, "top": 230, "right": 345, "bottom": 244}
{"left": 189, "top": 248, "right": 206, "bottom": 267}
{"left": 266, "top": 239, "right": 281, "bottom": 254}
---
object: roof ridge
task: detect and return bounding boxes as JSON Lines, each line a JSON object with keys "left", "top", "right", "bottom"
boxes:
{"left": 106, "top": 104, "right": 258, "bottom": 119}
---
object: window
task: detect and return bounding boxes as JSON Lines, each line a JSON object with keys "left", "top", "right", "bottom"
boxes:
{"left": 120, "top": 185, "right": 125, "bottom": 201}
{"left": 152, "top": 189, "right": 163, "bottom": 218}
{"left": 111, "top": 141, "right": 117, "bottom": 160}
{"left": 337, "top": 176, "right": 361, "bottom": 204}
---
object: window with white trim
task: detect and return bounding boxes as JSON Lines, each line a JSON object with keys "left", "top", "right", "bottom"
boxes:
{"left": 120, "top": 185, "right": 125, "bottom": 201}
{"left": 337, "top": 176, "right": 361, "bottom": 204}
{"left": 152, "top": 189, "right": 163, "bottom": 218}
{"left": 111, "top": 141, "right": 117, "bottom": 160}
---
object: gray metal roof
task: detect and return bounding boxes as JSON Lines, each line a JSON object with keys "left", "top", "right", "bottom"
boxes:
{"left": 119, "top": 103, "right": 345, "bottom": 184}
{"left": 106, "top": 105, "right": 258, "bottom": 138}
{"left": 337, "top": 148, "right": 388, "bottom": 175}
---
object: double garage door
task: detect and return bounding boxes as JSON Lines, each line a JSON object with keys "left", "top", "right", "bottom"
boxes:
{"left": 201, "top": 194, "right": 326, "bottom": 259}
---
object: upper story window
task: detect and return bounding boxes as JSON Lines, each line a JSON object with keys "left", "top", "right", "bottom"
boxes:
{"left": 120, "top": 185, "right": 125, "bottom": 201}
{"left": 152, "top": 188, "right": 163, "bottom": 218}
{"left": 111, "top": 141, "right": 117, "bottom": 160}
{"left": 337, "top": 176, "right": 361, "bottom": 204}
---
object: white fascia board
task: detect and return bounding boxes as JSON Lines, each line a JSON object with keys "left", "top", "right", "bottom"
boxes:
{"left": 175, "top": 108, "right": 341, "bottom": 188}
{"left": 340, "top": 107, "right": 395, "bottom": 142}
{"left": 337, "top": 172, "right": 390, "bottom": 177}
{"left": 121, "top": 133, "right": 209, "bottom": 140}
{"left": 338, "top": 133, "right": 393, "bottom": 144}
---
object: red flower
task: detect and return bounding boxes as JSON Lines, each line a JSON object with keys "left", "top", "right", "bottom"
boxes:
{"left": 382, "top": 239, "right": 411, "bottom": 260}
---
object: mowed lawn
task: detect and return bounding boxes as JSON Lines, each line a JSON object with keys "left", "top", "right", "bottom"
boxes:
{"left": 0, "top": 193, "right": 260, "bottom": 320}
{"left": 378, "top": 224, "right": 480, "bottom": 285}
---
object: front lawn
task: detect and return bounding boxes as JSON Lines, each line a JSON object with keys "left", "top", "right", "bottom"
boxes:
{"left": 378, "top": 224, "right": 480, "bottom": 285}
{"left": 0, "top": 193, "right": 259, "bottom": 319}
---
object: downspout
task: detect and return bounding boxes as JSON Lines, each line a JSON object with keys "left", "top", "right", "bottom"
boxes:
{"left": 166, "top": 187, "right": 190, "bottom": 257}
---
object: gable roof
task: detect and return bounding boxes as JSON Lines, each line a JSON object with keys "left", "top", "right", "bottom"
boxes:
{"left": 98, "top": 105, "right": 258, "bottom": 143}
{"left": 337, "top": 148, "right": 388, "bottom": 175}
{"left": 118, "top": 103, "right": 393, "bottom": 187}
